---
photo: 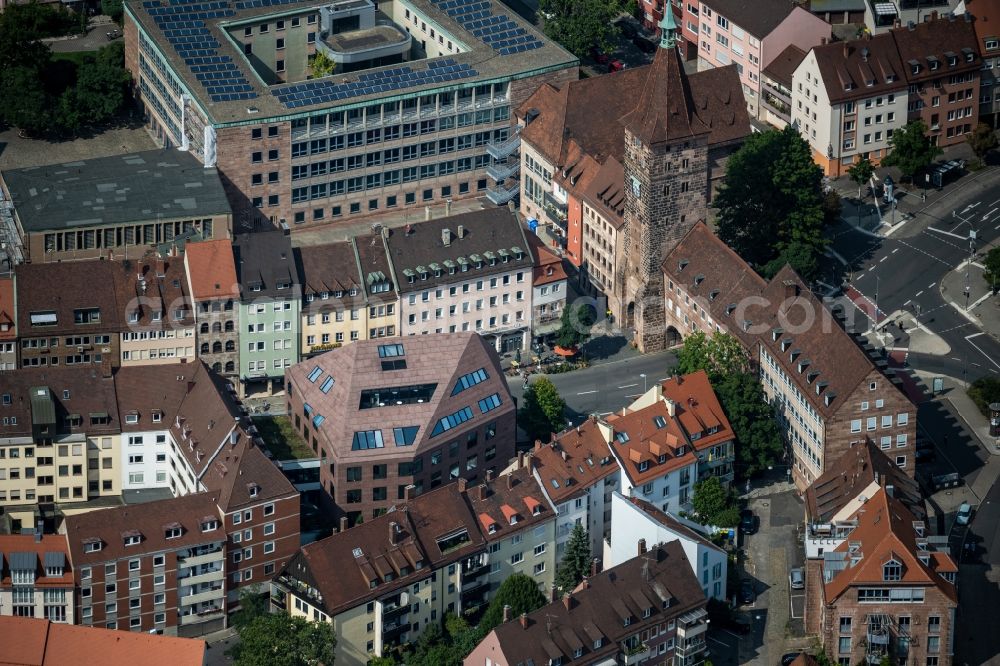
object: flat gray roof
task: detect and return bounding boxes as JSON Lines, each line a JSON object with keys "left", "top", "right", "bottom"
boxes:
{"left": 2, "top": 149, "right": 231, "bottom": 233}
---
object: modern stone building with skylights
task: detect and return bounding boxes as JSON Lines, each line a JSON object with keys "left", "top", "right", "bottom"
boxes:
{"left": 284, "top": 332, "right": 515, "bottom": 524}
{"left": 123, "top": 0, "right": 578, "bottom": 229}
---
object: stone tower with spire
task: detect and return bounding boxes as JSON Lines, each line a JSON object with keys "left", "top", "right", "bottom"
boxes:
{"left": 616, "top": 9, "right": 710, "bottom": 352}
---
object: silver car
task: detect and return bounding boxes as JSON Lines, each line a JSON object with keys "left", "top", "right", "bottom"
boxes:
{"left": 789, "top": 567, "right": 805, "bottom": 590}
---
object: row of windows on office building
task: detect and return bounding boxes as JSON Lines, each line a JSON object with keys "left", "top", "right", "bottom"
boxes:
{"left": 289, "top": 180, "right": 489, "bottom": 223}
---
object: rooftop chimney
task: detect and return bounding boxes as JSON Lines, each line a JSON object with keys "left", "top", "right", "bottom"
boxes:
{"left": 442, "top": 228, "right": 452, "bottom": 246}
{"left": 445, "top": 199, "right": 452, "bottom": 217}
{"left": 229, "top": 430, "right": 239, "bottom": 446}
{"left": 477, "top": 483, "right": 487, "bottom": 501}
{"left": 638, "top": 538, "right": 647, "bottom": 556}
{"left": 820, "top": 36, "right": 827, "bottom": 45}
{"left": 457, "top": 477, "right": 468, "bottom": 493}
{"left": 560, "top": 450, "right": 568, "bottom": 461}
{"left": 506, "top": 473, "right": 514, "bottom": 490}
{"left": 519, "top": 612, "right": 528, "bottom": 629}
{"left": 404, "top": 484, "right": 415, "bottom": 501}
{"left": 562, "top": 592, "right": 572, "bottom": 611}
{"left": 485, "top": 469, "right": 495, "bottom": 483}
{"left": 424, "top": 206, "right": 432, "bottom": 221}
{"left": 665, "top": 399, "right": 676, "bottom": 418}
{"left": 783, "top": 280, "right": 799, "bottom": 299}
{"left": 35, "top": 520, "right": 43, "bottom": 543}
{"left": 503, "top": 605, "right": 512, "bottom": 623}
{"left": 550, "top": 584, "right": 558, "bottom": 603}
{"left": 534, "top": 439, "right": 543, "bottom": 451}
{"left": 339, "top": 516, "right": 348, "bottom": 533}
{"left": 517, "top": 451, "right": 526, "bottom": 470}
{"left": 590, "top": 557, "right": 601, "bottom": 577}
{"left": 389, "top": 521, "right": 400, "bottom": 544}
{"left": 457, "top": 224, "right": 465, "bottom": 239}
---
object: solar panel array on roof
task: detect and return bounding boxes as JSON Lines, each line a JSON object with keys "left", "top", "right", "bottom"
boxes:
{"left": 143, "top": 0, "right": 258, "bottom": 103}
{"left": 234, "top": 0, "right": 301, "bottom": 9}
{"left": 430, "top": 0, "right": 542, "bottom": 55}
{"left": 270, "top": 60, "right": 478, "bottom": 109}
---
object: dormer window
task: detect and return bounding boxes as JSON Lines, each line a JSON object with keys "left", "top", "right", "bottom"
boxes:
{"left": 201, "top": 519, "right": 219, "bottom": 532}
{"left": 248, "top": 483, "right": 260, "bottom": 498}
{"left": 929, "top": 58, "right": 939, "bottom": 71}
{"left": 509, "top": 514, "right": 518, "bottom": 526}
{"left": 532, "top": 505, "right": 541, "bottom": 516}
{"left": 164, "top": 525, "right": 182, "bottom": 540}
{"left": 123, "top": 531, "right": 141, "bottom": 547}
{"left": 488, "top": 523, "right": 498, "bottom": 534}
{"left": 83, "top": 539, "right": 102, "bottom": 553}
{"left": 678, "top": 259, "right": 689, "bottom": 271}
{"left": 910, "top": 61, "right": 921, "bottom": 75}
{"left": 615, "top": 431, "right": 630, "bottom": 444}
{"left": 658, "top": 454, "right": 666, "bottom": 464}
{"left": 883, "top": 558, "right": 902, "bottom": 581}
{"left": 638, "top": 461, "right": 649, "bottom": 472}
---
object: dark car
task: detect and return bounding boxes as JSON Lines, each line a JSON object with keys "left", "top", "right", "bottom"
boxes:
{"left": 616, "top": 19, "right": 638, "bottom": 38}
{"left": 781, "top": 654, "right": 802, "bottom": 666}
{"left": 608, "top": 59, "right": 626, "bottom": 72}
{"left": 739, "top": 579, "right": 756, "bottom": 605}
{"left": 633, "top": 36, "right": 657, "bottom": 53}
{"left": 740, "top": 509, "right": 759, "bottom": 535}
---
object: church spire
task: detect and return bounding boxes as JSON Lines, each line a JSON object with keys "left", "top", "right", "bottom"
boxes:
{"left": 658, "top": 7, "right": 677, "bottom": 49}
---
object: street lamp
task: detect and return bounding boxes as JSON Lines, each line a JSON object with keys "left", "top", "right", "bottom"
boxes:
{"left": 640, "top": 373, "right": 647, "bottom": 393}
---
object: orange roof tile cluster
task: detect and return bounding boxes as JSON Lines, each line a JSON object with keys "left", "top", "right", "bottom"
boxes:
{"left": 183, "top": 238, "right": 238, "bottom": 300}
{"left": 821, "top": 487, "right": 957, "bottom": 604}
{"left": 533, "top": 418, "right": 618, "bottom": 503}
{"left": 0, "top": 534, "right": 73, "bottom": 589}
{"left": 607, "top": 372, "right": 733, "bottom": 485}
{"left": 466, "top": 467, "right": 554, "bottom": 541}
{"left": 530, "top": 236, "right": 568, "bottom": 287}
{"left": 0, "top": 616, "right": 205, "bottom": 665}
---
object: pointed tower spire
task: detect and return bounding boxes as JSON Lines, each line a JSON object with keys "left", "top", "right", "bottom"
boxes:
{"left": 658, "top": 7, "right": 677, "bottom": 49}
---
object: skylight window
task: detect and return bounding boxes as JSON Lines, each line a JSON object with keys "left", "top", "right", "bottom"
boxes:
{"left": 653, "top": 415, "right": 667, "bottom": 429}
{"left": 478, "top": 393, "right": 502, "bottom": 414}
{"left": 307, "top": 367, "right": 322, "bottom": 382}
{"left": 319, "top": 376, "right": 334, "bottom": 393}
{"left": 352, "top": 430, "right": 385, "bottom": 450}
{"left": 451, "top": 368, "right": 489, "bottom": 396}
{"left": 431, "top": 406, "right": 474, "bottom": 437}
{"left": 378, "top": 343, "right": 405, "bottom": 358}
{"left": 615, "top": 431, "right": 630, "bottom": 444}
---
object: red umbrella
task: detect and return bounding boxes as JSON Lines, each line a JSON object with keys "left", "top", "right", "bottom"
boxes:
{"left": 553, "top": 345, "right": 577, "bottom": 357}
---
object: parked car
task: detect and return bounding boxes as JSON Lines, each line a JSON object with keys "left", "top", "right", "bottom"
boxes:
{"left": 633, "top": 36, "right": 657, "bottom": 53}
{"left": 740, "top": 509, "right": 759, "bottom": 535}
{"left": 781, "top": 654, "right": 802, "bottom": 666}
{"left": 739, "top": 579, "right": 756, "bottom": 605}
{"left": 615, "top": 19, "right": 638, "bottom": 38}
{"left": 608, "top": 59, "right": 626, "bottom": 72}
{"left": 956, "top": 502, "right": 972, "bottom": 526}
{"left": 789, "top": 567, "right": 804, "bottom": 590}
{"left": 915, "top": 446, "right": 936, "bottom": 463}
{"left": 589, "top": 46, "right": 610, "bottom": 64}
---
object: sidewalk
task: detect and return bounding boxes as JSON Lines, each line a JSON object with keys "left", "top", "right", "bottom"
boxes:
{"left": 914, "top": 369, "right": 999, "bottom": 455}
{"left": 939, "top": 254, "right": 1000, "bottom": 341}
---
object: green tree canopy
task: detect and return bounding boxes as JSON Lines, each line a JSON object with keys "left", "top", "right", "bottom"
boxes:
{"left": 101, "top": 0, "right": 124, "bottom": 23}
{"left": 983, "top": 246, "right": 1000, "bottom": 293}
{"left": 231, "top": 612, "right": 336, "bottom": 666}
{"left": 674, "top": 331, "right": 751, "bottom": 383}
{"left": 539, "top": 0, "right": 622, "bottom": 58}
{"left": 554, "top": 524, "right": 592, "bottom": 591}
{"left": 691, "top": 477, "right": 739, "bottom": 527}
{"left": 881, "top": 120, "right": 942, "bottom": 180}
{"left": 714, "top": 126, "right": 828, "bottom": 280}
{"left": 673, "top": 332, "right": 782, "bottom": 475}
{"left": 479, "top": 573, "right": 547, "bottom": 634}
{"left": 967, "top": 123, "right": 998, "bottom": 161}
{"left": 311, "top": 50, "right": 336, "bottom": 77}
{"left": 555, "top": 303, "right": 595, "bottom": 349}
{"left": 231, "top": 585, "right": 268, "bottom": 629}
{"left": 847, "top": 158, "right": 875, "bottom": 198}
{"left": 518, "top": 376, "right": 567, "bottom": 443}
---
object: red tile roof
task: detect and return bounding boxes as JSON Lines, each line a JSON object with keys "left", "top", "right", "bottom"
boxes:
{"left": 533, "top": 418, "right": 618, "bottom": 503}
{"left": 967, "top": 0, "right": 1000, "bottom": 46}
{"left": 0, "top": 616, "right": 205, "bottom": 666}
{"left": 465, "top": 467, "right": 554, "bottom": 542}
{"left": 811, "top": 33, "right": 906, "bottom": 105}
{"left": 0, "top": 534, "right": 73, "bottom": 589}
{"left": 530, "top": 239, "right": 568, "bottom": 287}
{"left": 183, "top": 239, "right": 238, "bottom": 300}
{"left": 822, "top": 488, "right": 957, "bottom": 604}
{"left": 660, "top": 370, "right": 733, "bottom": 452}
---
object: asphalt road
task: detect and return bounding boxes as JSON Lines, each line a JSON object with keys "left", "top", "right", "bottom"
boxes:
{"left": 827, "top": 176, "right": 1000, "bottom": 382}
{"left": 507, "top": 349, "right": 677, "bottom": 422}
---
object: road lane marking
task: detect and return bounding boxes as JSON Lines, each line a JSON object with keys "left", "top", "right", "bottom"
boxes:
{"left": 867, "top": 265, "right": 876, "bottom": 272}
{"left": 966, "top": 332, "right": 985, "bottom": 339}
{"left": 904, "top": 300, "right": 911, "bottom": 306}
{"left": 576, "top": 390, "right": 597, "bottom": 395}
{"left": 966, "top": 337, "right": 1000, "bottom": 371}
{"left": 914, "top": 290, "right": 924, "bottom": 297}
{"left": 928, "top": 282, "right": 936, "bottom": 288}
{"left": 985, "top": 208, "right": 999, "bottom": 220}
{"left": 879, "top": 256, "right": 887, "bottom": 263}
{"left": 617, "top": 383, "right": 637, "bottom": 389}
{"left": 892, "top": 247, "right": 900, "bottom": 253}
{"left": 708, "top": 637, "right": 732, "bottom": 648}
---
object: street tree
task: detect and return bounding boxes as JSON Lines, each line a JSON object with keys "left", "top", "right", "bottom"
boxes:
{"left": 983, "top": 246, "right": 1000, "bottom": 293}
{"left": 713, "top": 373, "right": 784, "bottom": 475}
{"left": 231, "top": 585, "right": 268, "bottom": 629}
{"left": 310, "top": 50, "right": 336, "bottom": 77}
{"left": 231, "top": 611, "right": 336, "bottom": 666}
{"left": 539, "top": 0, "right": 622, "bottom": 58}
{"left": 881, "top": 120, "right": 942, "bottom": 180}
{"left": 691, "top": 477, "right": 739, "bottom": 527}
{"left": 101, "top": 0, "right": 124, "bottom": 23}
{"left": 714, "top": 126, "right": 828, "bottom": 280}
{"left": 518, "top": 376, "right": 567, "bottom": 443}
{"left": 555, "top": 303, "right": 595, "bottom": 349}
{"left": 967, "top": 122, "right": 998, "bottom": 162}
{"left": 554, "top": 524, "right": 592, "bottom": 591}
{"left": 847, "top": 157, "right": 875, "bottom": 199}
{"left": 479, "top": 573, "right": 547, "bottom": 633}
{"left": 674, "top": 331, "right": 751, "bottom": 384}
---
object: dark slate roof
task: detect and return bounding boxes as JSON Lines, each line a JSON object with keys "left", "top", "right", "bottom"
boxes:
{"left": 15, "top": 260, "right": 126, "bottom": 335}
{"left": 621, "top": 46, "right": 711, "bottom": 145}
{"left": 763, "top": 45, "right": 807, "bottom": 87}
{"left": 698, "top": 0, "right": 800, "bottom": 37}
{"left": 233, "top": 230, "right": 298, "bottom": 298}
{"left": 890, "top": 14, "right": 980, "bottom": 84}
{"left": 812, "top": 33, "right": 906, "bottom": 105}
{"left": 1, "top": 150, "right": 230, "bottom": 232}
{"left": 384, "top": 208, "right": 533, "bottom": 294}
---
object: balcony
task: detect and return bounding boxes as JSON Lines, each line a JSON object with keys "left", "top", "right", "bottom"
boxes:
{"left": 677, "top": 620, "right": 708, "bottom": 640}
{"left": 382, "top": 620, "right": 407, "bottom": 640}
{"left": 179, "top": 549, "right": 223, "bottom": 567}
{"left": 462, "top": 560, "right": 489, "bottom": 581}
{"left": 486, "top": 181, "right": 520, "bottom": 205}
{"left": 621, "top": 643, "right": 651, "bottom": 665}
{"left": 381, "top": 601, "right": 409, "bottom": 621}
{"left": 486, "top": 131, "right": 521, "bottom": 160}
{"left": 179, "top": 606, "right": 225, "bottom": 625}
{"left": 760, "top": 89, "right": 791, "bottom": 124}
{"left": 178, "top": 568, "right": 224, "bottom": 587}
{"left": 180, "top": 585, "right": 225, "bottom": 606}
{"left": 486, "top": 159, "right": 520, "bottom": 183}
{"left": 675, "top": 636, "right": 707, "bottom": 659}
